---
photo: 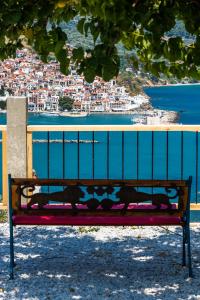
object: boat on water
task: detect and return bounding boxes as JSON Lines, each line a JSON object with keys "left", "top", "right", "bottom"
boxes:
{"left": 40, "top": 111, "right": 60, "bottom": 116}
{"left": 60, "top": 110, "right": 88, "bottom": 117}
{"left": 132, "top": 115, "right": 147, "bottom": 124}
{"left": 111, "top": 107, "right": 131, "bottom": 112}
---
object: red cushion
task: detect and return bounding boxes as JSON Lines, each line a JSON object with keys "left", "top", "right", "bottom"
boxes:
{"left": 21, "top": 203, "right": 177, "bottom": 210}
{"left": 13, "top": 203, "right": 180, "bottom": 226}
{"left": 12, "top": 214, "right": 181, "bottom": 226}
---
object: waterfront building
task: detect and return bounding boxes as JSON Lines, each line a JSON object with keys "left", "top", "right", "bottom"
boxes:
{"left": 0, "top": 48, "right": 149, "bottom": 114}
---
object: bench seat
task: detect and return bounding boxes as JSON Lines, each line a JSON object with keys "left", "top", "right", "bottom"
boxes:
{"left": 13, "top": 204, "right": 181, "bottom": 226}
{"left": 13, "top": 214, "right": 182, "bottom": 226}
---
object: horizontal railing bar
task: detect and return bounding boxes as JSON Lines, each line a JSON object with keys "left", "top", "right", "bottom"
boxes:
{"left": 0, "top": 125, "right": 7, "bottom": 131}
{"left": 27, "top": 124, "right": 200, "bottom": 132}
{"left": 190, "top": 204, "right": 200, "bottom": 210}
{"left": 0, "top": 203, "right": 7, "bottom": 210}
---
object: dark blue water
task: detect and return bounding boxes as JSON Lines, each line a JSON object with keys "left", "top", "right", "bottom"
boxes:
{"left": 145, "top": 84, "right": 200, "bottom": 124}
{"left": 0, "top": 113, "right": 134, "bottom": 126}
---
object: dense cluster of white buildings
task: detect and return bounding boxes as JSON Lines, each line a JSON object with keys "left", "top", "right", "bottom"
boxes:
{"left": 0, "top": 49, "right": 149, "bottom": 113}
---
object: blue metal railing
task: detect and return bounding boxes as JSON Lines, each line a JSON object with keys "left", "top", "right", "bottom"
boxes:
{"left": 31, "top": 128, "right": 200, "bottom": 204}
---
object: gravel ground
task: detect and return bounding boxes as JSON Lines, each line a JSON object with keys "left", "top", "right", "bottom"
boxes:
{"left": 0, "top": 224, "right": 200, "bottom": 300}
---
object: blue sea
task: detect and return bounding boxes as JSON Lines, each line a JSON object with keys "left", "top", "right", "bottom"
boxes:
{"left": 1, "top": 84, "right": 200, "bottom": 125}
{"left": 145, "top": 84, "right": 200, "bottom": 124}
{"left": 1, "top": 85, "right": 200, "bottom": 220}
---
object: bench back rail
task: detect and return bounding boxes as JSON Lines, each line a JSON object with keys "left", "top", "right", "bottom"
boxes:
{"left": 10, "top": 178, "right": 191, "bottom": 221}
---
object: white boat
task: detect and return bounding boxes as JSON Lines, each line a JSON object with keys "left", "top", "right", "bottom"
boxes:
{"left": 41, "top": 111, "right": 60, "bottom": 116}
{"left": 60, "top": 110, "right": 88, "bottom": 117}
{"left": 112, "top": 107, "right": 130, "bottom": 112}
{"left": 132, "top": 116, "right": 147, "bottom": 124}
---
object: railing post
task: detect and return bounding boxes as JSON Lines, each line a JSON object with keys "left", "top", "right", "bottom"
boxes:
{"left": 7, "top": 97, "right": 27, "bottom": 182}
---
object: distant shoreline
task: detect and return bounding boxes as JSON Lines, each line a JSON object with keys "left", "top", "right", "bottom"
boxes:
{"left": 144, "top": 83, "right": 200, "bottom": 88}
{"left": 29, "top": 111, "right": 136, "bottom": 115}
{"left": 0, "top": 111, "right": 135, "bottom": 115}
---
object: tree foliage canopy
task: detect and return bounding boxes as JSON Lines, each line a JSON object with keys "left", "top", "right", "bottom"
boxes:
{"left": 0, "top": 101, "right": 6, "bottom": 110}
{"left": 59, "top": 96, "right": 74, "bottom": 111}
{"left": 1, "top": 0, "right": 200, "bottom": 81}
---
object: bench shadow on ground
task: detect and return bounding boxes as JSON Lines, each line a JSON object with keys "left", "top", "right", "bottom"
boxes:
{"left": 1, "top": 225, "right": 200, "bottom": 299}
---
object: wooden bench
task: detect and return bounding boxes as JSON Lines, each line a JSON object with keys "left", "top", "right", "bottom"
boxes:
{"left": 8, "top": 175, "right": 192, "bottom": 279}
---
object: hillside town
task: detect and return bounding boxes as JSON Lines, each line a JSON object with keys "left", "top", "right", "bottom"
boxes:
{"left": 0, "top": 49, "right": 151, "bottom": 114}
{"left": 0, "top": 48, "right": 178, "bottom": 123}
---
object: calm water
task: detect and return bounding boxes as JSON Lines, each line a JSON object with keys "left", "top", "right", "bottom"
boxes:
{"left": 1, "top": 85, "right": 200, "bottom": 221}
{"left": 0, "top": 113, "right": 134, "bottom": 126}
{"left": 0, "top": 84, "right": 200, "bottom": 125}
{"left": 145, "top": 84, "right": 200, "bottom": 124}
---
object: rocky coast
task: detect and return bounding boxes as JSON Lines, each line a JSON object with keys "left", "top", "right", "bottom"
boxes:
{"left": 130, "top": 95, "right": 179, "bottom": 125}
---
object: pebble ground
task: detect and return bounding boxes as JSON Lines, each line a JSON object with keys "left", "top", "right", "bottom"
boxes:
{"left": 0, "top": 224, "right": 200, "bottom": 300}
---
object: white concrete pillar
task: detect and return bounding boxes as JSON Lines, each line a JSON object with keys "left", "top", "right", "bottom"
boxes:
{"left": 7, "top": 97, "right": 27, "bottom": 177}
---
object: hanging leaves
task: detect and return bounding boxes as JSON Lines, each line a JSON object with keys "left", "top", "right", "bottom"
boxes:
{"left": 0, "top": 0, "right": 200, "bottom": 81}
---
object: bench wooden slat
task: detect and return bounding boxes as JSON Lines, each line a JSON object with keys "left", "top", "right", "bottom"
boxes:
{"left": 11, "top": 178, "right": 189, "bottom": 187}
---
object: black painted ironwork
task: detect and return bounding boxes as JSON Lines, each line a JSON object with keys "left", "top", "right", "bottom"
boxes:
{"left": 77, "top": 131, "right": 80, "bottom": 179}
{"left": 16, "top": 182, "right": 181, "bottom": 214}
{"left": 92, "top": 131, "right": 95, "bottom": 179}
{"left": 152, "top": 131, "right": 154, "bottom": 180}
{"left": 47, "top": 131, "right": 50, "bottom": 192}
{"left": 122, "top": 131, "right": 124, "bottom": 180}
{"left": 62, "top": 131, "right": 65, "bottom": 179}
{"left": 166, "top": 130, "right": 169, "bottom": 180}
{"left": 181, "top": 131, "right": 184, "bottom": 180}
{"left": 107, "top": 131, "right": 110, "bottom": 179}
{"left": 136, "top": 131, "right": 139, "bottom": 181}
{"left": 196, "top": 131, "right": 199, "bottom": 204}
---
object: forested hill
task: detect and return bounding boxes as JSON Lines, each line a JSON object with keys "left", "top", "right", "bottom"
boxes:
{"left": 59, "top": 19, "right": 196, "bottom": 86}
{"left": 60, "top": 19, "right": 194, "bottom": 48}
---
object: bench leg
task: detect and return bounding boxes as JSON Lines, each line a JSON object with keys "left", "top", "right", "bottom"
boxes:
{"left": 182, "top": 226, "right": 186, "bottom": 266}
{"left": 9, "top": 222, "right": 14, "bottom": 280}
{"left": 186, "top": 226, "right": 193, "bottom": 278}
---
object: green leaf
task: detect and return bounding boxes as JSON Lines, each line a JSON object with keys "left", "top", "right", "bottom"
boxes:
{"left": 55, "top": 40, "right": 65, "bottom": 55}
{"left": 72, "top": 47, "right": 84, "bottom": 61}
{"left": 84, "top": 68, "right": 96, "bottom": 83}
{"left": 84, "top": 22, "right": 90, "bottom": 37}
{"left": 130, "top": 56, "right": 139, "bottom": 69}
{"left": 60, "top": 58, "right": 70, "bottom": 75}
{"left": 40, "top": 54, "right": 48, "bottom": 63}
{"left": 77, "top": 18, "right": 85, "bottom": 34}
{"left": 102, "top": 60, "right": 118, "bottom": 81}
{"left": 55, "top": 49, "right": 67, "bottom": 63}
{"left": 7, "top": 11, "right": 21, "bottom": 24}
{"left": 90, "top": 23, "right": 99, "bottom": 43}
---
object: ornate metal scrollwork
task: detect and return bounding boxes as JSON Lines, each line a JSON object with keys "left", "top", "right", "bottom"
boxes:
{"left": 16, "top": 184, "right": 180, "bottom": 214}
{"left": 116, "top": 186, "right": 180, "bottom": 213}
{"left": 87, "top": 186, "right": 114, "bottom": 195}
{"left": 16, "top": 184, "right": 84, "bottom": 212}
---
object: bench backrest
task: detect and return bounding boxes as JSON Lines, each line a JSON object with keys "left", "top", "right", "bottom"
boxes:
{"left": 9, "top": 177, "right": 192, "bottom": 220}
